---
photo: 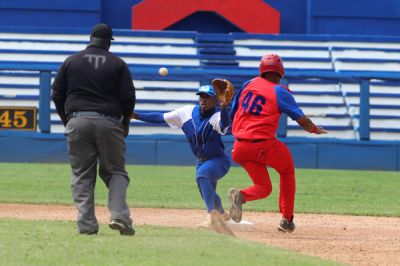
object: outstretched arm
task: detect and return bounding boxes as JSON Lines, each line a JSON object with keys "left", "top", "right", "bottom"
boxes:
{"left": 296, "top": 116, "right": 327, "bottom": 134}
{"left": 132, "top": 112, "right": 165, "bottom": 123}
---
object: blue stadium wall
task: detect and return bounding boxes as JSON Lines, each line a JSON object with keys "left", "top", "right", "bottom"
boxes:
{"left": 1, "top": 132, "right": 399, "bottom": 171}
{"left": 1, "top": 0, "right": 400, "bottom": 36}
{"left": 0, "top": 0, "right": 100, "bottom": 28}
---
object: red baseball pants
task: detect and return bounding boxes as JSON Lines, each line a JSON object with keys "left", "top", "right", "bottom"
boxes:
{"left": 232, "top": 138, "right": 296, "bottom": 220}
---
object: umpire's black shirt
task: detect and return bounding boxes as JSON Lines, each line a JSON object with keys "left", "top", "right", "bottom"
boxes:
{"left": 52, "top": 45, "right": 135, "bottom": 124}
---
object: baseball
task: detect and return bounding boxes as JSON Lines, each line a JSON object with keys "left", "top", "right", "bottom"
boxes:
{"left": 159, "top": 67, "right": 168, "bottom": 76}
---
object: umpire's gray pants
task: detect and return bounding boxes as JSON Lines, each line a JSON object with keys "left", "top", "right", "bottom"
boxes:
{"left": 65, "top": 116, "right": 131, "bottom": 234}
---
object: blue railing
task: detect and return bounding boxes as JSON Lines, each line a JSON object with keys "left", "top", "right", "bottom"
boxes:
{"left": 38, "top": 71, "right": 52, "bottom": 133}
{"left": 2, "top": 63, "right": 400, "bottom": 140}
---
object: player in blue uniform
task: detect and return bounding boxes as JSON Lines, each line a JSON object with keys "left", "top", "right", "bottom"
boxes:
{"left": 132, "top": 85, "right": 232, "bottom": 233}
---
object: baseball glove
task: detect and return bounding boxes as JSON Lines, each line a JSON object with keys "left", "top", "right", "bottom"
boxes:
{"left": 211, "top": 78, "right": 235, "bottom": 106}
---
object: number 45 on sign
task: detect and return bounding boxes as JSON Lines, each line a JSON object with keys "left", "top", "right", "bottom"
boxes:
{"left": 0, "top": 107, "right": 37, "bottom": 131}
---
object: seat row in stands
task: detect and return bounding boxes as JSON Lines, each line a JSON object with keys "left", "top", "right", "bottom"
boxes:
{"left": 0, "top": 29, "right": 399, "bottom": 140}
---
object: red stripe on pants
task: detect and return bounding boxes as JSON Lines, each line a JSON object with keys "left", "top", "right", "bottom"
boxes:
{"left": 232, "top": 138, "right": 296, "bottom": 220}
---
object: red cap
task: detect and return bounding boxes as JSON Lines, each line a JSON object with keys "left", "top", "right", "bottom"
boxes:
{"left": 259, "top": 54, "right": 284, "bottom": 78}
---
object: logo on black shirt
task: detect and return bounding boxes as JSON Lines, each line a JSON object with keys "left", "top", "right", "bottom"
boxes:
{"left": 84, "top": 54, "right": 107, "bottom": 69}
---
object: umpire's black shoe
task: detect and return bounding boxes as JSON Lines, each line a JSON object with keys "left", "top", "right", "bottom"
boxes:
{"left": 78, "top": 231, "right": 98, "bottom": 235}
{"left": 228, "top": 188, "right": 243, "bottom": 223}
{"left": 109, "top": 219, "right": 135, "bottom": 236}
{"left": 277, "top": 216, "right": 295, "bottom": 233}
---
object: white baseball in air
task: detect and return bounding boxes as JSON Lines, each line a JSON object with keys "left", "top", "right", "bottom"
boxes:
{"left": 158, "top": 67, "right": 168, "bottom": 76}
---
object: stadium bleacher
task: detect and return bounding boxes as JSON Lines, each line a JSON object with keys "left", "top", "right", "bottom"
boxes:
{"left": 284, "top": 80, "right": 355, "bottom": 139}
{"left": 0, "top": 71, "right": 40, "bottom": 107}
{"left": 341, "top": 81, "right": 400, "bottom": 140}
{"left": 0, "top": 30, "right": 399, "bottom": 140}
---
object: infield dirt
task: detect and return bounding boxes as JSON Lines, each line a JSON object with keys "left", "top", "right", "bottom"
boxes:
{"left": 0, "top": 203, "right": 399, "bottom": 266}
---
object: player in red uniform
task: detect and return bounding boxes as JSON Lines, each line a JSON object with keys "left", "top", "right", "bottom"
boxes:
{"left": 228, "top": 54, "right": 327, "bottom": 233}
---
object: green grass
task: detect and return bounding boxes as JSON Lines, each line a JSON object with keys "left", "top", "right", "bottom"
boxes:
{"left": 0, "top": 163, "right": 398, "bottom": 217}
{"left": 0, "top": 219, "right": 340, "bottom": 266}
{"left": 2, "top": 162, "right": 395, "bottom": 265}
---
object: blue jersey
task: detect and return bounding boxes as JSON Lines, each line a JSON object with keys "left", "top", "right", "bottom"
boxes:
{"left": 135, "top": 105, "right": 231, "bottom": 214}
{"left": 164, "top": 105, "right": 228, "bottom": 159}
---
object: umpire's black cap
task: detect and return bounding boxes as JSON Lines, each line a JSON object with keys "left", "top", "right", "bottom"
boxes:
{"left": 90, "top": 23, "right": 115, "bottom": 40}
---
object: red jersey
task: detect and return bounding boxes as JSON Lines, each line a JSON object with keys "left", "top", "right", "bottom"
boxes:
{"left": 231, "top": 77, "right": 304, "bottom": 139}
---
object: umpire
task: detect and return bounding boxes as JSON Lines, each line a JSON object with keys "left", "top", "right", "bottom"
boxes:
{"left": 52, "top": 23, "right": 136, "bottom": 235}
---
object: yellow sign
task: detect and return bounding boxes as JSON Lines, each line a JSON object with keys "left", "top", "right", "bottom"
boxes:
{"left": 0, "top": 107, "right": 37, "bottom": 131}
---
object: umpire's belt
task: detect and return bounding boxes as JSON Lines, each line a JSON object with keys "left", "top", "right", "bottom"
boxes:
{"left": 236, "top": 138, "right": 267, "bottom": 143}
{"left": 68, "top": 111, "right": 121, "bottom": 120}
